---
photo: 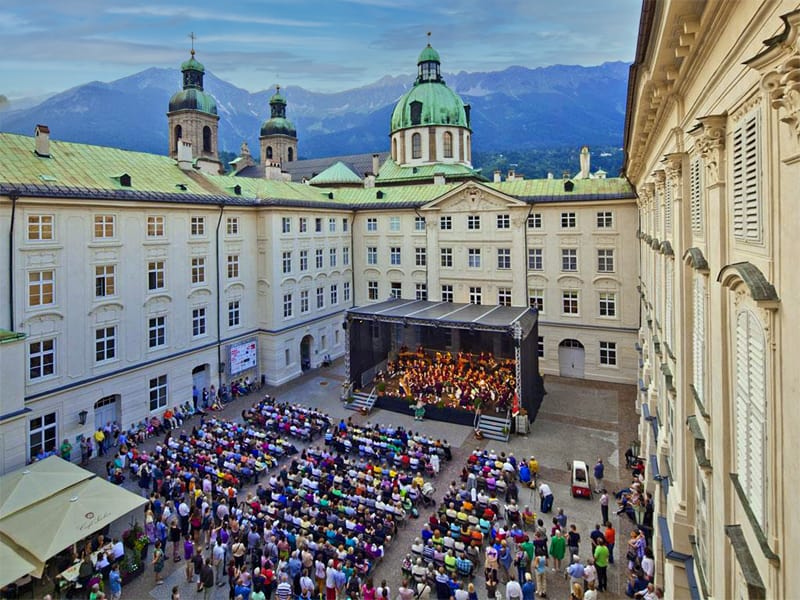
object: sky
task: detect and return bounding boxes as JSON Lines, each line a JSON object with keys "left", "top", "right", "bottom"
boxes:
{"left": 0, "top": 0, "right": 642, "bottom": 101}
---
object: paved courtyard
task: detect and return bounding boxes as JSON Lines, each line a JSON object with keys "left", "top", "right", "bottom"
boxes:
{"left": 37, "top": 361, "right": 638, "bottom": 600}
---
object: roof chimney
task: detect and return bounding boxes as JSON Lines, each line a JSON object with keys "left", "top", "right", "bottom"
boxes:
{"left": 493, "top": 170, "right": 502, "bottom": 183}
{"left": 507, "top": 168, "right": 515, "bottom": 181}
{"left": 34, "top": 124, "right": 50, "bottom": 157}
{"left": 433, "top": 172, "right": 445, "bottom": 186}
{"left": 372, "top": 153, "right": 380, "bottom": 176}
{"left": 177, "top": 140, "right": 194, "bottom": 170}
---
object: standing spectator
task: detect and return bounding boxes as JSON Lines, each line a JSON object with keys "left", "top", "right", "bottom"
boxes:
{"left": 80, "top": 437, "right": 92, "bottom": 465}
{"left": 192, "top": 385, "right": 199, "bottom": 411}
{"left": 604, "top": 522, "right": 616, "bottom": 565}
{"left": 532, "top": 554, "right": 547, "bottom": 598}
{"left": 521, "top": 573, "right": 536, "bottom": 600}
{"left": 593, "top": 538, "right": 609, "bottom": 592}
{"left": 567, "top": 524, "right": 581, "bottom": 563}
{"left": 538, "top": 482, "right": 554, "bottom": 513}
{"left": 94, "top": 428, "right": 106, "bottom": 457}
{"left": 108, "top": 563, "right": 122, "bottom": 600}
{"left": 213, "top": 539, "right": 227, "bottom": 586}
{"left": 199, "top": 557, "right": 215, "bottom": 600}
{"left": 505, "top": 573, "right": 522, "bottom": 600}
{"left": 152, "top": 540, "right": 166, "bottom": 585}
{"left": 593, "top": 459, "right": 605, "bottom": 492}
{"left": 275, "top": 573, "right": 293, "bottom": 600}
{"left": 599, "top": 490, "right": 609, "bottom": 525}
{"left": 60, "top": 439, "right": 73, "bottom": 460}
{"left": 549, "top": 529, "right": 566, "bottom": 572}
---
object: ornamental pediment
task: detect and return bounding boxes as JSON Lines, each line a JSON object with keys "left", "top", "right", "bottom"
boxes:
{"left": 421, "top": 182, "right": 525, "bottom": 212}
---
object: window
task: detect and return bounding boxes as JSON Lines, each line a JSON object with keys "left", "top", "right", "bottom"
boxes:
{"left": 469, "top": 287, "right": 482, "bottom": 305}
{"left": 416, "top": 283, "right": 428, "bottom": 300}
{"left": 95, "top": 265, "right": 116, "bottom": 298}
{"left": 285, "top": 348, "right": 291, "bottom": 367}
{"left": 498, "top": 288, "right": 512, "bottom": 306}
{"left": 283, "top": 294, "right": 293, "bottom": 318}
{"left": 300, "top": 290, "right": 309, "bottom": 313}
{"left": 227, "top": 255, "right": 240, "bottom": 279}
{"left": 390, "top": 282, "right": 402, "bottom": 299}
{"left": 599, "top": 341, "right": 617, "bottom": 365}
{"left": 690, "top": 156, "right": 704, "bottom": 233}
{"left": 496, "top": 214, "right": 510, "bottom": 229}
{"left": 440, "top": 216, "right": 452, "bottom": 230}
{"left": 315, "top": 249, "right": 323, "bottom": 269}
{"left": 537, "top": 336, "right": 544, "bottom": 358}
{"left": 94, "top": 214, "right": 115, "bottom": 238}
{"left": 300, "top": 250, "right": 308, "bottom": 272}
{"left": 95, "top": 326, "right": 116, "bottom": 362}
{"left": 366, "top": 218, "right": 377, "bottom": 232}
{"left": 191, "top": 216, "right": 205, "bottom": 236}
{"left": 29, "top": 338, "right": 55, "bottom": 380}
{"left": 597, "top": 249, "right": 615, "bottom": 272}
{"left": 191, "top": 257, "right": 205, "bottom": 285}
{"left": 666, "top": 260, "right": 674, "bottom": 349}
{"left": 148, "top": 316, "right": 166, "bottom": 348}
{"left": 27, "top": 215, "right": 54, "bottom": 241}
{"left": 527, "top": 213, "right": 542, "bottom": 229}
{"left": 281, "top": 251, "right": 292, "bottom": 274}
{"left": 367, "top": 246, "right": 378, "bottom": 265}
{"left": 441, "top": 248, "right": 453, "bottom": 268}
{"left": 467, "top": 215, "right": 481, "bottom": 230}
{"left": 29, "top": 270, "right": 54, "bottom": 307}
{"left": 665, "top": 175, "right": 673, "bottom": 235}
{"left": 412, "top": 133, "right": 422, "bottom": 159}
{"left": 599, "top": 292, "right": 617, "bottom": 317}
{"left": 329, "top": 248, "right": 337, "bottom": 267}
{"left": 562, "top": 291, "right": 579, "bottom": 315}
{"left": 528, "top": 289, "right": 544, "bottom": 312}
{"left": 226, "top": 217, "right": 239, "bottom": 236}
{"left": 415, "top": 247, "right": 427, "bottom": 266}
{"left": 693, "top": 276, "right": 706, "bottom": 406}
{"left": 528, "top": 248, "right": 543, "bottom": 271}
{"left": 695, "top": 471, "right": 710, "bottom": 581}
{"left": 228, "top": 301, "right": 240, "bottom": 328}
{"left": 389, "top": 216, "right": 400, "bottom": 232}
{"left": 299, "top": 217, "right": 308, "bottom": 233}
{"left": 367, "top": 281, "right": 379, "bottom": 300}
{"left": 561, "top": 248, "right": 577, "bottom": 271}
{"left": 343, "top": 281, "right": 351, "bottom": 302}
{"left": 390, "top": 247, "right": 401, "bottom": 265}
{"left": 29, "top": 413, "right": 56, "bottom": 460}
{"left": 329, "top": 218, "right": 336, "bottom": 233}
{"left": 315, "top": 218, "right": 323, "bottom": 233}
{"left": 735, "top": 310, "right": 767, "bottom": 526}
{"left": 316, "top": 287, "right": 324, "bottom": 309}
{"left": 415, "top": 216, "right": 426, "bottom": 231}
{"left": 149, "top": 375, "right": 168, "bottom": 412}
{"left": 330, "top": 284, "right": 338, "bottom": 305}
{"left": 443, "top": 132, "right": 453, "bottom": 158}
{"left": 148, "top": 261, "right": 165, "bottom": 291}
{"left": 147, "top": 215, "right": 165, "bottom": 238}
{"left": 560, "top": 212, "right": 576, "bottom": 228}
{"left": 468, "top": 248, "right": 481, "bottom": 268}
{"left": 441, "top": 285, "right": 454, "bottom": 303}
{"left": 192, "top": 307, "right": 206, "bottom": 337}
{"left": 497, "top": 248, "right": 511, "bottom": 270}
{"left": 342, "top": 218, "right": 349, "bottom": 232}
{"left": 343, "top": 246, "right": 350, "bottom": 266}
{"left": 732, "top": 111, "right": 761, "bottom": 241}
{"left": 282, "top": 217, "right": 291, "bottom": 234}
{"left": 596, "top": 211, "right": 613, "bottom": 228}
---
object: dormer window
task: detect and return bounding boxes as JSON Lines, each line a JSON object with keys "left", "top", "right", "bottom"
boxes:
{"left": 410, "top": 101, "right": 423, "bottom": 126}
{"left": 112, "top": 173, "right": 131, "bottom": 187}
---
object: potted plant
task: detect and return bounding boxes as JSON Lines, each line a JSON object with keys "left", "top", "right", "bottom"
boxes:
{"left": 119, "top": 550, "right": 143, "bottom": 584}
{"left": 376, "top": 382, "right": 387, "bottom": 396}
{"left": 122, "top": 523, "right": 150, "bottom": 561}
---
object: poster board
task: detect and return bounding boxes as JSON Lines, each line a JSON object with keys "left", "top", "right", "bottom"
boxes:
{"left": 229, "top": 339, "right": 257, "bottom": 375}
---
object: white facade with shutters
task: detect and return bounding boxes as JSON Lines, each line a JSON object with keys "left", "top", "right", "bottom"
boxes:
{"left": 624, "top": 1, "right": 799, "bottom": 599}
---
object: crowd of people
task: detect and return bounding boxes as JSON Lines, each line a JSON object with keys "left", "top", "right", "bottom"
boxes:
{"left": 380, "top": 348, "right": 517, "bottom": 413}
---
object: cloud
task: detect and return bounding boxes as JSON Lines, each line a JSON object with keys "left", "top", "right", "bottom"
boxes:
{"left": 104, "top": 5, "right": 326, "bottom": 27}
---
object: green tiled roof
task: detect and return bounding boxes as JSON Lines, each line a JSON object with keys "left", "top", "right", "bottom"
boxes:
{"left": 488, "top": 177, "right": 636, "bottom": 200}
{"left": 376, "top": 158, "right": 482, "bottom": 183}
{"left": 308, "top": 161, "right": 362, "bottom": 185}
{"left": 330, "top": 183, "right": 455, "bottom": 208}
{"left": 0, "top": 133, "right": 218, "bottom": 196}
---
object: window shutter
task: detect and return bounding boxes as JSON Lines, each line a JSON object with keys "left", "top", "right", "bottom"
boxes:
{"left": 665, "top": 178, "right": 673, "bottom": 235}
{"left": 690, "top": 157, "right": 703, "bottom": 232}
{"left": 692, "top": 277, "right": 705, "bottom": 404}
{"left": 732, "top": 112, "right": 761, "bottom": 241}
{"left": 665, "top": 261, "right": 673, "bottom": 348}
{"left": 734, "top": 312, "right": 750, "bottom": 490}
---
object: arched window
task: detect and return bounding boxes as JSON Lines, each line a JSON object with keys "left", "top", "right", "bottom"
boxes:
{"left": 202, "top": 126, "right": 212, "bottom": 153}
{"left": 410, "top": 101, "right": 423, "bottom": 126}
{"left": 411, "top": 133, "right": 422, "bottom": 159}
{"left": 735, "top": 309, "right": 766, "bottom": 527}
{"left": 266, "top": 146, "right": 273, "bottom": 160}
{"left": 443, "top": 132, "right": 453, "bottom": 158}
{"left": 288, "top": 147, "right": 294, "bottom": 162}
{"left": 174, "top": 125, "right": 182, "bottom": 153}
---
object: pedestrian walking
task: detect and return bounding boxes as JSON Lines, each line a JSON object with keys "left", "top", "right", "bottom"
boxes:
{"left": 593, "top": 459, "right": 604, "bottom": 492}
{"left": 599, "top": 490, "right": 609, "bottom": 524}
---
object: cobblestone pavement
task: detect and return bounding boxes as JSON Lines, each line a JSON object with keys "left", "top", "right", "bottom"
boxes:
{"left": 29, "top": 362, "right": 637, "bottom": 600}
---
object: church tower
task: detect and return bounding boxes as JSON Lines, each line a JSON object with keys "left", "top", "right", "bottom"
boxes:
{"left": 167, "top": 48, "right": 223, "bottom": 174}
{"left": 389, "top": 38, "right": 472, "bottom": 168}
{"left": 259, "top": 86, "right": 298, "bottom": 167}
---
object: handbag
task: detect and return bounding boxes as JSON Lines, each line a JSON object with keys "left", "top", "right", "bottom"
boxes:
{"left": 626, "top": 548, "right": 637, "bottom": 561}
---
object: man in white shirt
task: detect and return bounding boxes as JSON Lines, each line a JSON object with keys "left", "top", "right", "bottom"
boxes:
{"left": 538, "top": 482, "right": 554, "bottom": 513}
{"left": 505, "top": 574, "right": 522, "bottom": 600}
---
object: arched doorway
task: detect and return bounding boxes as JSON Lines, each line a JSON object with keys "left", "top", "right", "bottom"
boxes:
{"left": 192, "top": 364, "right": 210, "bottom": 397}
{"left": 94, "top": 395, "right": 120, "bottom": 431}
{"left": 558, "top": 339, "right": 585, "bottom": 378}
{"left": 300, "top": 335, "right": 313, "bottom": 371}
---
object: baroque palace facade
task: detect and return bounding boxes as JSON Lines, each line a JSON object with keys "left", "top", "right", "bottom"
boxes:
{"left": 0, "top": 43, "right": 638, "bottom": 473}
{"left": 625, "top": 1, "right": 799, "bottom": 599}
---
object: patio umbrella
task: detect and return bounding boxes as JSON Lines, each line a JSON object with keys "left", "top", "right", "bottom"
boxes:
{"left": 0, "top": 455, "right": 91, "bottom": 519}
{"left": 0, "top": 476, "right": 146, "bottom": 576}
{"left": 0, "top": 538, "right": 38, "bottom": 587}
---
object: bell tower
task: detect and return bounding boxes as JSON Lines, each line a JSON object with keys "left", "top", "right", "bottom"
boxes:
{"left": 259, "top": 86, "right": 298, "bottom": 167}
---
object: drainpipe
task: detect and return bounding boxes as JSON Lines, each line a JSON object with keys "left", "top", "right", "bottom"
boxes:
{"left": 8, "top": 191, "right": 19, "bottom": 331}
{"left": 215, "top": 202, "right": 225, "bottom": 390}
{"left": 523, "top": 203, "right": 534, "bottom": 306}
{"left": 349, "top": 212, "right": 356, "bottom": 307}
{"left": 414, "top": 207, "right": 429, "bottom": 297}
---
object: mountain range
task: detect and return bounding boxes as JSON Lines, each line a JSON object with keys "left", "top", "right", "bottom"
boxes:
{"left": 0, "top": 62, "right": 629, "bottom": 175}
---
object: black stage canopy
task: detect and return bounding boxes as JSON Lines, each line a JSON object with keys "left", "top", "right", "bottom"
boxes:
{"left": 345, "top": 299, "right": 544, "bottom": 421}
